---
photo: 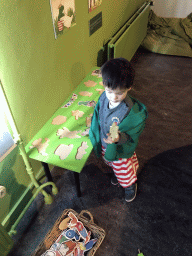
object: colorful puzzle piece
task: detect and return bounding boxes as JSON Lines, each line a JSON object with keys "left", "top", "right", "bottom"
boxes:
{"left": 65, "top": 228, "right": 80, "bottom": 241}
{"left": 59, "top": 217, "right": 71, "bottom": 230}
{"left": 63, "top": 240, "right": 77, "bottom": 255}
{"left": 78, "top": 101, "right": 96, "bottom": 108}
{"left": 42, "top": 247, "right": 68, "bottom": 256}
{"left": 74, "top": 239, "right": 97, "bottom": 256}
{"left": 68, "top": 212, "right": 91, "bottom": 244}
{"left": 61, "top": 93, "right": 78, "bottom": 108}
{"left": 85, "top": 239, "right": 97, "bottom": 251}
{"left": 54, "top": 230, "right": 69, "bottom": 245}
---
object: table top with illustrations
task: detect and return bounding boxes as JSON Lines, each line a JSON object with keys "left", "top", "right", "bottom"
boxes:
{"left": 25, "top": 67, "right": 103, "bottom": 174}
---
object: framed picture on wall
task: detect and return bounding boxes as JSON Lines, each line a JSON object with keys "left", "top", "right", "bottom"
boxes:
{"left": 50, "top": 0, "right": 76, "bottom": 39}
{"left": 88, "top": 0, "right": 102, "bottom": 13}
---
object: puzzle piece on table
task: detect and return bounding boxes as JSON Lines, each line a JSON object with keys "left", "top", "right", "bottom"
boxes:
{"left": 56, "top": 127, "right": 81, "bottom": 139}
{"left": 84, "top": 80, "right": 97, "bottom": 87}
{"left": 29, "top": 138, "right": 50, "bottom": 156}
{"left": 61, "top": 93, "right": 78, "bottom": 108}
{"left": 76, "top": 142, "right": 89, "bottom": 160}
{"left": 99, "top": 81, "right": 104, "bottom": 86}
{"left": 95, "top": 88, "right": 104, "bottom": 94}
{"left": 81, "top": 128, "right": 90, "bottom": 136}
{"left": 78, "top": 101, "right": 96, "bottom": 108}
{"left": 54, "top": 144, "right": 73, "bottom": 160}
{"left": 86, "top": 114, "right": 93, "bottom": 127}
{"left": 79, "top": 91, "right": 93, "bottom": 97}
{"left": 68, "top": 212, "right": 91, "bottom": 244}
{"left": 52, "top": 115, "right": 67, "bottom": 125}
{"left": 72, "top": 110, "right": 84, "bottom": 120}
{"left": 109, "top": 122, "right": 119, "bottom": 141}
{"left": 59, "top": 217, "right": 71, "bottom": 230}
{"left": 91, "top": 69, "right": 102, "bottom": 77}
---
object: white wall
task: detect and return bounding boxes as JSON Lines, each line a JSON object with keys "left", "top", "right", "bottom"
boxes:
{"left": 152, "top": 0, "right": 192, "bottom": 18}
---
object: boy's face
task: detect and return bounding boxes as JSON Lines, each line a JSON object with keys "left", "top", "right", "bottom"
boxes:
{"left": 104, "top": 86, "right": 131, "bottom": 104}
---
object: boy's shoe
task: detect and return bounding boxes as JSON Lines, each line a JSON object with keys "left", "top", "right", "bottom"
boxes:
{"left": 111, "top": 173, "right": 118, "bottom": 185}
{"left": 125, "top": 183, "right": 137, "bottom": 202}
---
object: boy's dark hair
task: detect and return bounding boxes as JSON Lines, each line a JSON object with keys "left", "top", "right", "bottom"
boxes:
{"left": 100, "top": 58, "right": 135, "bottom": 89}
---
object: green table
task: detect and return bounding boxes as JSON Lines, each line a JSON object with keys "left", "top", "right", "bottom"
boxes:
{"left": 25, "top": 67, "right": 103, "bottom": 197}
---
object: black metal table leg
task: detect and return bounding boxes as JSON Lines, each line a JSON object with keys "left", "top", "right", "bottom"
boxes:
{"left": 73, "top": 172, "right": 81, "bottom": 197}
{"left": 41, "top": 162, "right": 81, "bottom": 197}
{"left": 41, "top": 162, "right": 53, "bottom": 182}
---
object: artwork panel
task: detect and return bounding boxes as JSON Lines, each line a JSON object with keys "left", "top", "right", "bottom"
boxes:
{"left": 50, "top": 0, "right": 76, "bottom": 39}
{"left": 88, "top": 0, "right": 102, "bottom": 13}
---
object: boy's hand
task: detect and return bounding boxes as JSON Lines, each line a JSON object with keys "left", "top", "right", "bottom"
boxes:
{"left": 103, "top": 132, "right": 120, "bottom": 144}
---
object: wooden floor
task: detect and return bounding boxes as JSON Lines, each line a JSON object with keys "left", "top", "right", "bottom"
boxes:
{"left": 130, "top": 48, "right": 192, "bottom": 170}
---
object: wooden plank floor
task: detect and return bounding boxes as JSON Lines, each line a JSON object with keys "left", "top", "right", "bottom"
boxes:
{"left": 130, "top": 48, "right": 192, "bottom": 171}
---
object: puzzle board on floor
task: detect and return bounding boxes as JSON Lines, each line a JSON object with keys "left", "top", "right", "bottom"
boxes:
{"left": 25, "top": 67, "right": 103, "bottom": 173}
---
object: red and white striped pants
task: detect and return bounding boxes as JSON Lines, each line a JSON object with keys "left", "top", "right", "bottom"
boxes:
{"left": 102, "top": 147, "right": 139, "bottom": 188}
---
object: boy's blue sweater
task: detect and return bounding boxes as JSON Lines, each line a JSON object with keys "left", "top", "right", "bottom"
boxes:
{"left": 89, "top": 93, "right": 148, "bottom": 161}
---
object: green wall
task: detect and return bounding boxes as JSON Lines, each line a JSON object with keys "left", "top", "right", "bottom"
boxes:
{"left": 0, "top": 0, "right": 145, "bottom": 231}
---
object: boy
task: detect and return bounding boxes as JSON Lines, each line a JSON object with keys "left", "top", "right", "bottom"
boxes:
{"left": 89, "top": 58, "right": 148, "bottom": 202}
